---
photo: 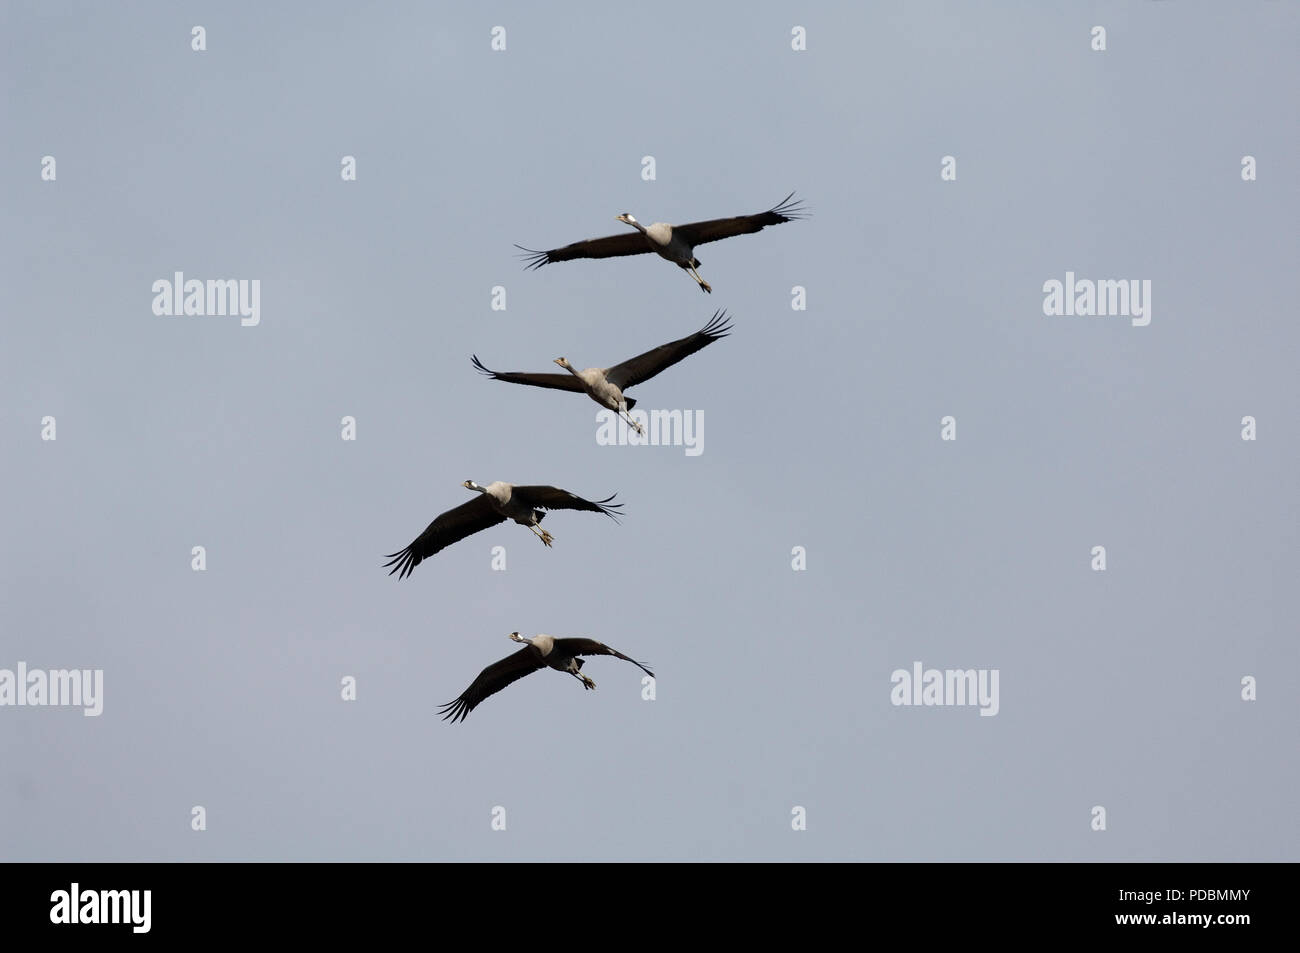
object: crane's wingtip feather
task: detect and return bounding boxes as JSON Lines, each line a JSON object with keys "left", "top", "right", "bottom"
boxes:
{"left": 514, "top": 244, "right": 551, "bottom": 270}
{"left": 701, "top": 310, "right": 733, "bottom": 337}
{"left": 382, "top": 548, "right": 418, "bottom": 579}
{"left": 770, "top": 192, "right": 809, "bottom": 221}
{"left": 437, "top": 699, "right": 470, "bottom": 723}
{"left": 591, "top": 494, "right": 625, "bottom": 521}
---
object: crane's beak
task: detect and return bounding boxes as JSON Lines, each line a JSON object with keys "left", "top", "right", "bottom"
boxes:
{"left": 553, "top": 358, "right": 565, "bottom": 367}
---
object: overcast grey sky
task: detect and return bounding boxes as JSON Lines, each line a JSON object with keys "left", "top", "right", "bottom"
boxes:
{"left": 2, "top": 2, "right": 1296, "bottom": 861}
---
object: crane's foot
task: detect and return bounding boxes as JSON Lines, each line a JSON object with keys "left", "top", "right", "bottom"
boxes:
{"left": 582, "top": 675, "right": 596, "bottom": 690}
{"left": 698, "top": 280, "right": 712, "bottom": 293}
{"left": 540, "top": 529, "right": 554, "bottom": 547}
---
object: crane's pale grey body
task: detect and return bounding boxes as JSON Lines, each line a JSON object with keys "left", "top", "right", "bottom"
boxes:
{"left": 553, "top": 358, "right": 643, "bottom": 433}
{"left": 618, "top": 214, "right": 710, "bottom": 292}
{"left": 512, "top": 632, "right": 593, "bottom": 687}
{"left": 466, "top": 480, "right": 554, "bottom": 546}
{"left": 641, "top": 222, "right": 691, "bottom": 263}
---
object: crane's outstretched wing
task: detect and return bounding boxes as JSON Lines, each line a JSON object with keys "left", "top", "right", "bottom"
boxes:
{"left": 515, "top": 232, "right": 649, "bottom": 270}
{"left": 672, "top": 192, "right": 807, "bottom": 248}
{"left": 383, "top": 496, "right": 504, "bottom": 579}
{"left": 439, "top": 647, "right": 545, "bottom": 723}
{"left": 555, "top": 638, "right": 655, "bottom": 679}
{"left": 471, "top": 355, "right": 588, "bottom": 394}
{"left": 510, "top": 487, "right": 623, "bottom": 521}
{"left": 603, "top": 311, "right": 732, "bottom": 390}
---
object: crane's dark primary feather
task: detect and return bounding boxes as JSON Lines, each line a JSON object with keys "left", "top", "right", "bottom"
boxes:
{"left": 515, "top": 245, "right": 555, "bottom": 271}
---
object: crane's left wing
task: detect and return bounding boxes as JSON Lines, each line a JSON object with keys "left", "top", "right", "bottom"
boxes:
{"left": 671, "top": 192, "right": 807, "bottom": 247}
{"left": 604, "top": 311, "right": 731, "bottom": 390}
{"left": 559, "top": 638, "right": 655, "bottom": 679}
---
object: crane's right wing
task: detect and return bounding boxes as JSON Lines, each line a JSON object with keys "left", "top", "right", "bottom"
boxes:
{"left": 511, "top": 487, "right": 623, "bottom": 521}
{"left": 383, "top": 496, "right": 505, "bottom": 579}
{"left": 438, "top": 647, "right": 545, "bottom": 723}
{"left": 515, "top": 232, "right": 650, "bottom": 269}
{"left": 559, "top": 638, "right": 655, "bottom": 679}
{"left": 672, "top": 193, "right": 807, "bottom": 247}
{"left": 471, "top": 356, "right": 587, "bottom": 394}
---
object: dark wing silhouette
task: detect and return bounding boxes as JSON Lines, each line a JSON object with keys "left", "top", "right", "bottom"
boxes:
{"left": 438, "top": 647, "right": 545, "bottom": 723}
{"left": 383, "top": 496, "right": 505, "bottom": 579}
{"left": 555, "top": 638, "right": 655, "bottom": 679}
{"left": 672, "top": 192, "right": 807, "bottom": 248}
{"left": 603, "top": 310, "right": 732, "bottom": 390}
{"left": 515, "top": 232, "right": 649, "bottom": 270}
{"left": 471, "top": 355, "right": 587, "bottom": 394}
{"left": 510, "top": 486, "right": 623, "bottom": 521}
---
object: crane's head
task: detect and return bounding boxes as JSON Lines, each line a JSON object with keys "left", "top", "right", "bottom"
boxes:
{"left": 553, "top": 357, "right": 573, "bottom": 370}
{"left": 463, "top": 480, "right": 483, "bottom": 493}
{"left": 509, "top": 631, "right": 528, "bottom": 644}
{"left": 616, "top": 213, "right": 638, "bottom": 227}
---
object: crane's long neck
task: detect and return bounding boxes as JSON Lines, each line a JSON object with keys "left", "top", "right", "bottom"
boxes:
{"left": 511, "top": 633, "right": 547, "bottom": 654}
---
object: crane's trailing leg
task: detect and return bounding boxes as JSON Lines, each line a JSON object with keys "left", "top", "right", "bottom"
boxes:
{"left": 688, "top": 266, "right": 712, "bottom": 293}
{"left": 619, "top": 404, "right": 644, "bottom": 435}
{"left": 527, "top": 523, "right": 554, "bottom": 547}
{"left": 565, "top": 659, "right": 596, "bottom": 690}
